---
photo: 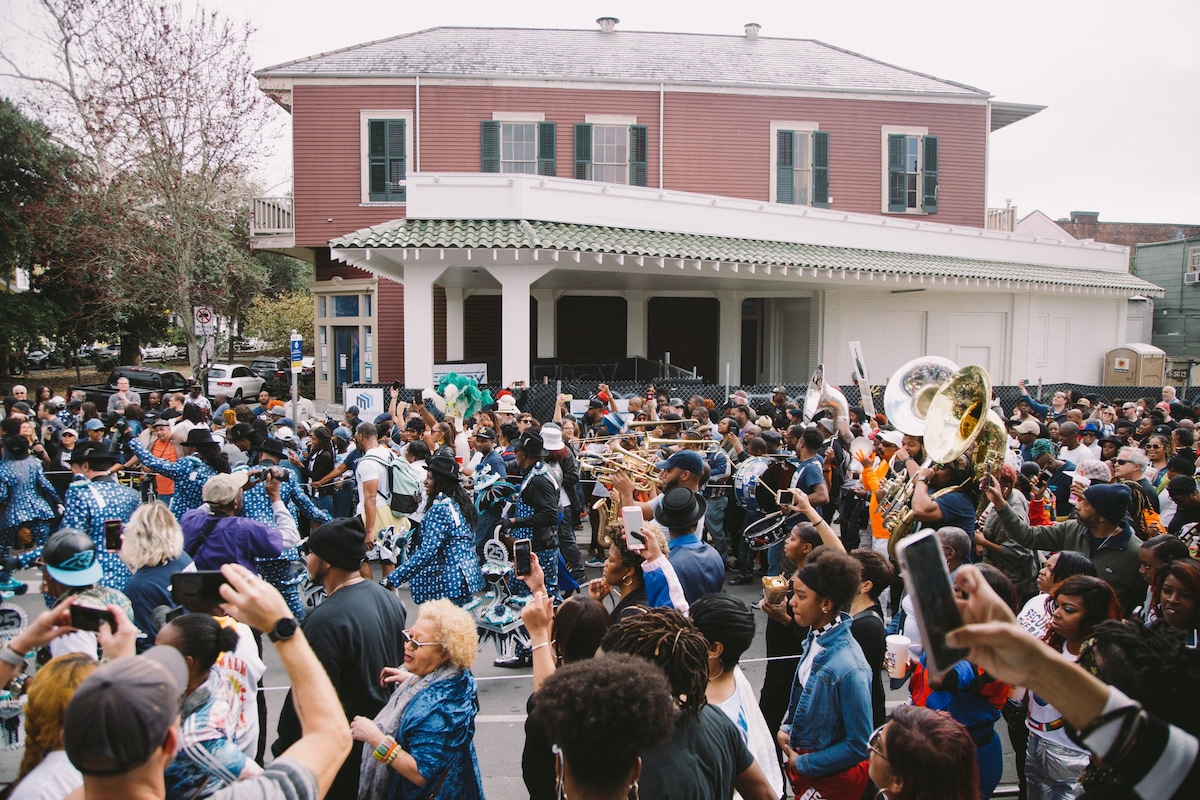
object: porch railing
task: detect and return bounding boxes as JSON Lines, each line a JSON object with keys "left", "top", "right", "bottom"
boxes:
{"left": 250, "top": 196, "right": 294, "bottom": 236}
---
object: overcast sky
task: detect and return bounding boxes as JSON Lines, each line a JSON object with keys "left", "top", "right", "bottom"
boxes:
{"left": 7, "top": 0, "right": 1199, "bottom": 224}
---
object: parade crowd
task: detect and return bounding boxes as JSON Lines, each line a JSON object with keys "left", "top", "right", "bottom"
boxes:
{"left": 0, "top": 376, "right": 1197, "bottom": 800}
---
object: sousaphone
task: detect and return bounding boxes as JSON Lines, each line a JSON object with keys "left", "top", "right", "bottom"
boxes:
{"left": 882, "top": 356, "right": 958, "bottom": 437}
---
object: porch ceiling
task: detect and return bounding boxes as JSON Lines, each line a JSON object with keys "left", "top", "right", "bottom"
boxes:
{"left": 329, "top": 218, "right": 1164, "bottom": 297}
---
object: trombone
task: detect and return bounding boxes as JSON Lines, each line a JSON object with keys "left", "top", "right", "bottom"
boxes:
{"left": 641, "top": 435, "right": 722, "bottom": 453}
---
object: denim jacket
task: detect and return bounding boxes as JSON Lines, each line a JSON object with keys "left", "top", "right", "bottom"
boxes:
{"left": 780, "top": 613, "right": 872, "bottom": 777}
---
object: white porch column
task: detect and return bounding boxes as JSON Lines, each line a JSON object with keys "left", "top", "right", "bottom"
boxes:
{"left": 530, "top": 289, "right": 558, "bottom": 358}
{"left": 403, "top": 264, "right": 447, "bottom": 388}
{"left": 486, "top": 265, "right": 552, "bottom": 386}
{"left": 625, "top": 291, "right": 648, "bottom": 357}
{"left": 717, "top": 291, "right": 743, "bottom": 385}
{"left": 444, "top": 287, "right": 465, "bottom": 361}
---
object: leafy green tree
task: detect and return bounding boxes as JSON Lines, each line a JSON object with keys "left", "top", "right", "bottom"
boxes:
{"left": 1, "top": 0, "right": 278, "bottom": 373}
{"left": 244, "top": 291, "right": 315, "bottom": 349}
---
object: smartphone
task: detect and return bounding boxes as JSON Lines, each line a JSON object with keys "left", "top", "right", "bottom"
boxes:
{"left": 413, "top": 389, "right": 423, "bottom": 404}
{"left": 103, "top": 520, "right": 123, "bottom": 551}
{"left": 513, "top": 539, "right": 532, "bottom": 577}
{"left": 391, "top": 380, "right": 402, "bottom": 391}
{"left": 69, "top": 602, "right": 117, "bottom": 633}
{"left": 622, "top": 506, "right": 646, "bottom": 551}
{"left": 895, "top": 530, "right": 968, "bottom": 675}
{"left": 562, "top": 394, "right": 573, "bottom": 404}
{"left": 170, "top": 570, "right": 230, "bottom": 614}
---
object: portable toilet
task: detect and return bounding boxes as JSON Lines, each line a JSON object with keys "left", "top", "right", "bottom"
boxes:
{"left": 1104, "top": 343, "right": 1165, "bottom": 386}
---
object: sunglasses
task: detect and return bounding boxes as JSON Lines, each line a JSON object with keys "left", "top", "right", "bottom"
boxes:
{"left": 1112, "top": 459, "right": 1136, "bottom": 466}
{"left": 401, "top": 629, "right": 441, "bottom": 649}
{"left": 868, "top": 725, "right": 889, "bottom": 762}
{"left": 1145, "top": 444, "right": 1163, "bottom": 449}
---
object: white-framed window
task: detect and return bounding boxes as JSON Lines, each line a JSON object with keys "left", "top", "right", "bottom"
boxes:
{"left": 769, "top": 121, "right": 829, "bottom": 207}
{"left": 360, "top": 110, "right": 413, "bottom": 204}
{"left": 881, "top": 125, "right": 938, "bottom": 214}
{"left": 1189, "top": 245, "right": 1200, "bottom": 272}
{"left": 481, "top": 113, "right": 555, "bottom": 176}
{"left": 574, "top": 115, "right": 648, "bottom": 186}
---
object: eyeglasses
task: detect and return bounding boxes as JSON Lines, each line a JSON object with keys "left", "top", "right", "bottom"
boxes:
{"left": 1145, "top": 444, "right": 1163, "bottom": 450}
{"left": 868, "top": 725, "right": 889, "bottom": 762}
{"left": 400, "top": 629, "right": 442, "bottom": 649}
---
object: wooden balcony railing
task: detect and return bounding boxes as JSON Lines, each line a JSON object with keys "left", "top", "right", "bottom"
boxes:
{"left": 250, "top": 197, "right": 294, "bottom": 236}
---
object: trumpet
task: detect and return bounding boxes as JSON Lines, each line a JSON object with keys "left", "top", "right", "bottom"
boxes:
{"left": 581, "top": 463, "right": 661, "bottom": 493}
{"left": 641, "top": 436, "right": 721, "bottom": 453}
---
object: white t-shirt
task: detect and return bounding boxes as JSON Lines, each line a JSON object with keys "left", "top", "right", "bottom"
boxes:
{"left": 216, "top": 620, "right": 267, "bottom": 759}
{"left": 1059, "top": 443, "right": 1092, "bottom": 465}
{"left": 354, "top": 445, "right": 392, "bottom": 516}
{"left": 1016, "top": 592, "right": 1051, "bottom": 641}
{"left": 8, "top": 750, "right": 81, "bottom": 800}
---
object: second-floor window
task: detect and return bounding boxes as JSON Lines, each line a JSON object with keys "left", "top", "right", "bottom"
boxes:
{"left": 361, "top": 110, "right": 412, "bottom": 203}
{"left": 883, "top": 127, "right": 938, "bottom": 214}
{"left": 573, "top": 119, "right": 648, "bottom": 186}
{"left": 480, "top": 117, "right": 557, "bottom": 175}
{"left": 770, "top": 123, "right": 829, "bottom": 207}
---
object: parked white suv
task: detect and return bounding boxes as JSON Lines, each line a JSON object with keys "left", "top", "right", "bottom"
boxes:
{"left": 206, "top": 363, "right": 265, "bottom": 399}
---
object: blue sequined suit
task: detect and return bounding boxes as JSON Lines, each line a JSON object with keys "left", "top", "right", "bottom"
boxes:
{"left": 387, "top": 670, "right": 484, "bottom": 800}
{"left": 241, "top": 469, "right": 332, "bottom": 621}
{"left": 0, "top": 456, "right": 59, "bottom": 555}
{"left": 128, "top": 438, "right": 216, "bottom": 519}
{"left": 59, "top": 476, "right": 140, "bottom": 591}
{"left": 385, "top": 494, "right": 485, "bottom": 604}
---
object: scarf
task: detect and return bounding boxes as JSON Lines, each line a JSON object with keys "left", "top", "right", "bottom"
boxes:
{"left": 358, "top": 666, "right": 461, "bottom": 800}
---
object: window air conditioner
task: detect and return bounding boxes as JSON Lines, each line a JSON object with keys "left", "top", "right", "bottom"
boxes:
{"left": 1185, "top": 272, "right": 1200, "bottom": 285}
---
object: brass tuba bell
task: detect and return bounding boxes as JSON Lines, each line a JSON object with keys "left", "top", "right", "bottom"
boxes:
{"left": 923, "top": 365, "right": 993, "bottom": 466}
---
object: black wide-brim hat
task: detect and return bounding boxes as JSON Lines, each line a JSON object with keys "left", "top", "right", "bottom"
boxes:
{"left": 654, "top": 487, "right": 707, "bottom": 530}
{"left": 513, "top": 432, "right": 548, "bottom": 458}
{"left": 183, "top": 428, "right": 216, "bottom": 447}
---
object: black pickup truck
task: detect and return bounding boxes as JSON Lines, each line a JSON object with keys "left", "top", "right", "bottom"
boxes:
{"left": 70, "top": 366, "right": 193, "bottom": 409}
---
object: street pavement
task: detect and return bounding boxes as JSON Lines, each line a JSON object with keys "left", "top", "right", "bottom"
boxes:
{"left": 0, "top": 540, "right": 1019, "bottom": 797}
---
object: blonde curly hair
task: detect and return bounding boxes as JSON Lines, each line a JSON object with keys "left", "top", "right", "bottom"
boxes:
{"left": 121, "top": 501, "right": 184, "bottom": 571}
{"left": 418, "top": 598, "right": 478, "bottom": 670}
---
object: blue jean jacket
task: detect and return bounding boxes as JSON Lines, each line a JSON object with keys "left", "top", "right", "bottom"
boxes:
{"left": 780, "top": 614, "right": 872, "bottom": 777}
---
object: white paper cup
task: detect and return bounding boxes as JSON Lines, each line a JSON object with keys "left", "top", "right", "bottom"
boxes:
{"left": 885, "top": 634, "right": 912, "bottom": 679}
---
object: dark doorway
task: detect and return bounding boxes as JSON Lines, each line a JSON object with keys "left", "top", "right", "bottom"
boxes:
{"left": 557, "top": 296, "right": 627, "bottom": 360}
{"left": 648, "top": 297, "right": 719, "bottom": 380}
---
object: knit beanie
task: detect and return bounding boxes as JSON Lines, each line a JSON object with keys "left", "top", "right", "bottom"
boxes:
{"left": 1083, "top": 482, "right": 1131, "bottom": 525}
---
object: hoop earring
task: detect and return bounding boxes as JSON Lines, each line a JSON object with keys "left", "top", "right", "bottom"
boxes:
{"left": 630, "top": 782, "right": 639, "bottom": 800}
{"left": 707, "top": 660, "right": 724, "bottom": 681}
{"left": 553, "top": 744, "right": 567, "bottom": 800}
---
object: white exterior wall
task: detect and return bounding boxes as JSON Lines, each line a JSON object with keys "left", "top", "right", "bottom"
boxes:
{"left": 817, "top": 288, "right": 1128, "bottom": 387}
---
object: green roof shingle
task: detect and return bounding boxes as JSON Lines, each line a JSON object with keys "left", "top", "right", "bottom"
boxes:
{"left": 329, "top": 219, "right": 1163, "bottom": 294}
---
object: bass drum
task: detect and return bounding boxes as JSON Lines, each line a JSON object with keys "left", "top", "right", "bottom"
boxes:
{"left": 733, "top": 457, "right": 797, "bottom": 514}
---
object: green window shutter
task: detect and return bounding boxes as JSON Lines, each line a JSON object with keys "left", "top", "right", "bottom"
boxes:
{"left": 574, "top": 123, "right": 592, "bottom": 181}
{"left": 537, "top": 121, "right": 556, "bottom": 176}
{"left": 369, "top": 119, "right": 406, "bottom": 201}
{"left": 922, "top": 135, "right": 939, "bottom": 213}
{"left": 368, "top": 120, "right": 388, "bottom": 200}
{"left": 480, "top": 121, "right": 500, "bottom": 173}
{"left": 887, "top": 133, "right": 906, "bottom": 212}
{"left": 812, "top": 130, "right": 830, "bottom": 208}
{"left": 629, "top": 125, "right": 648, "bottom": 186}
{"left": 387, "top": 119, "right": 406, "bottom": 202}
{"left": 776, "top": 130, "right": 795, "bottom": 204}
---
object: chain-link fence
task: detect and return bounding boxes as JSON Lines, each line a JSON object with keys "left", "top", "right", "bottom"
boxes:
{"left": 350, "top": 381, "right": 1199, "bottom": 426}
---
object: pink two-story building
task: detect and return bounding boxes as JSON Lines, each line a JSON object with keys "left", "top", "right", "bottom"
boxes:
{"left": 251, "top": 22, "right": 1160, "bottom": 403}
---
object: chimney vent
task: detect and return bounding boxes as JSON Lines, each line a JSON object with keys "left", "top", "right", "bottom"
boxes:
{"left": 745, "top": 23, "right": 761, "bottom": 40}
{"left": 596, "top": 17, "right": 619, "bottom": 33}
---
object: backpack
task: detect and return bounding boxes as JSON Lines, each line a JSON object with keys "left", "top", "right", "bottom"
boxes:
{"left": 363, "top": 453, "right": 422, "bottom": 516}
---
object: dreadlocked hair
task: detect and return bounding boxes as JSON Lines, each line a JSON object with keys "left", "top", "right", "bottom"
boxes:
{"left": 1118, "top": 479, "right": 1155, "bottom": 541}
{"left": 1082, "top": 619, "right": 1200, "bottom": 735}
{"left": 599, "top": 607, "right": 710, "bottom": 719}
